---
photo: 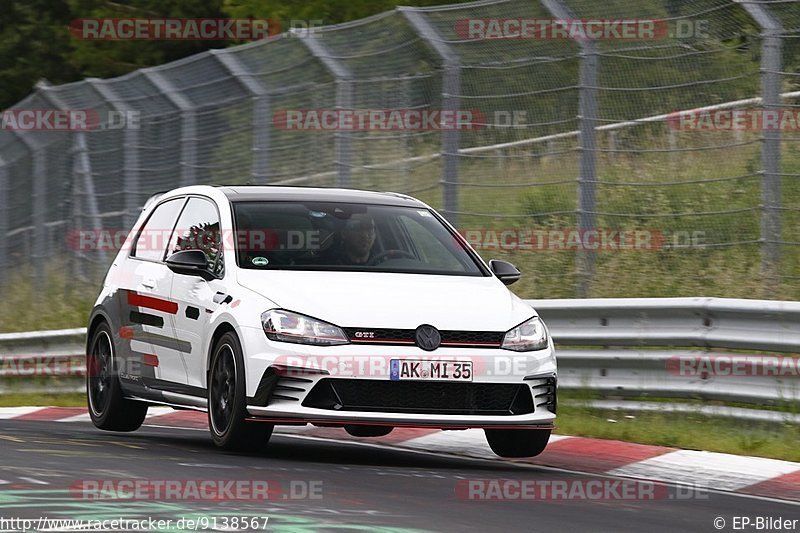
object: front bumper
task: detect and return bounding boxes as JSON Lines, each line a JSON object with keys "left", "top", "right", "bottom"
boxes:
{"left": 245, "top": 406, "right": 555, "bottom": 429}
{"left": 238, "top": 324, "right": 557, "bottom": 429}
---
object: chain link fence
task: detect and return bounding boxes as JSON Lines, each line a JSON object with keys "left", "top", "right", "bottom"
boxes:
{"left": 0, "top": 0, "right": 798, "bottom": 301}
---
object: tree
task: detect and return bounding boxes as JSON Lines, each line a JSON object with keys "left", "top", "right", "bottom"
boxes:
{"left": 0, "top": 0, "right": 79, "bottom": 108}
{"left": 67, "top": 0, "right": 229, "bottom": 80}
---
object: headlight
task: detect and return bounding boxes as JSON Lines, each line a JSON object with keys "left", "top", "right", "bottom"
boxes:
{"left": 501, "top": 316, "right": 548, "bottom": 352}
{"left": 261, "top": 309, "right": 349, "bottom": 346}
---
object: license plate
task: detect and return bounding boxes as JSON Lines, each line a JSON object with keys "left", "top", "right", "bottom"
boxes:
{"left": 390, "top": 359, "right": 473, "bottom": 381}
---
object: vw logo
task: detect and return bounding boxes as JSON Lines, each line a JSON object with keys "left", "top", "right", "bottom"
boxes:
{"left": 415, "top": 324, "right": 441, "bottom": 351}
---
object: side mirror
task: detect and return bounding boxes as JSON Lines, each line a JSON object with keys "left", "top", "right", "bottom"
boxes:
{"left": 489, "top": 259, "right": 521, "bottom": 286}
{"left": 165, "top": 250, "right": 209, "bottom": 277}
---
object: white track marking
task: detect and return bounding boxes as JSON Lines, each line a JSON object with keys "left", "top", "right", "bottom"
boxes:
{"left": 144, "top": 406, "right": 175, "bottom": 419}
{"left": 18, "top": 476, "right": 48, "bottom": 485}
{"left": 608, "top": 449, "right": 800, "bottom": 491}
{"left": 0, "top": 407, "right": 47, "bottom": 419}
{"left": 56, "top": 413, "right": 92, "bottom": 423}
{"left": 398, "top": 429, "right": 571, "bottom": 460}
{"left": 274, "top": 426, "right": 317, "bottom": 435}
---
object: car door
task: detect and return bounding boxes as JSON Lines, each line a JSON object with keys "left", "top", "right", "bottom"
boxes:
{"left": 167, "top": 196, "right": 226, "bottom": 393}
{"left": 123, "top": 196, "right": 189, "bottom": 387}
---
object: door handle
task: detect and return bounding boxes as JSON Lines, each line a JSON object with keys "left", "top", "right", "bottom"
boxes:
{"left": 141, "top": 279, "right": 156, "bottom": 290}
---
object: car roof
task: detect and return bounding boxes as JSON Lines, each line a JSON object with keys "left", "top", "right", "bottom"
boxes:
{"left": 217, "top": 186, "right": 426, "bottom": 208}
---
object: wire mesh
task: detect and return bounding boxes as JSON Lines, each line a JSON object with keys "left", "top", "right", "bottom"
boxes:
{"left": 0, "top": 0, "right": 797, "bottom": 301}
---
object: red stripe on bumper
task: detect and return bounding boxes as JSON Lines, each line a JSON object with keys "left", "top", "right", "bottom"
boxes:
{"left": 143, "top": 354, "right": 159, "bottom": 367}
{"left": 128, "top": 291, "right": 178, "bottom": 315}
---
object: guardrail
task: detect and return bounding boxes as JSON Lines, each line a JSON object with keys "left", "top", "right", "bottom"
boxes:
{"left": 532, "top": 297, "right": 800, "bottom": 353}
{"left": 0, "top": 328, "right": 86, "bottom": 393}
{"left": 535, "top": 298, "right": 800, "bottom": 414}
{"left": 0, "top": 298, "right": 798, "bottom": 419}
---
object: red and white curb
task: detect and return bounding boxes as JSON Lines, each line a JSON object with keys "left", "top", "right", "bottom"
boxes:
{"left": 2, "top": 406, "right": 799, "bottom": 503}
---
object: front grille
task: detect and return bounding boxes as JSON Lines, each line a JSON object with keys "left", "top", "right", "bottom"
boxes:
{"left": 342, "top": 328, "right": 504, "bottom": 348}
{"left": 302, "top": 379, "right": 534, "bottom": 415}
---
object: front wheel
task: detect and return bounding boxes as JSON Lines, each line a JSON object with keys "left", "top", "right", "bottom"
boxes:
{"left": 87, "top": 322, "right": 148, "bottom": 432}
{"left": 485, "top": 429, "right": 550, "bottom": 458}
{"left": 208, "top": 332, "right": 273, "bottom": 452}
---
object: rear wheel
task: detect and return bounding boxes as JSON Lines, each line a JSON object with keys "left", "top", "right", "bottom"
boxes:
{"left": 208, "top": 332, "right": 273, "bottom": 452}
{"left": 344, "top": 425, "right": 393, "bottom": 437}
{"left": 485, "top": 429, "right": 550, "bottom": 458}
{"left": 87, "top": 322, "right": 148, "bottom": 432}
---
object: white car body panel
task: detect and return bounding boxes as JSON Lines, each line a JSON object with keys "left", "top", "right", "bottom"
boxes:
{"left": 235, "top": 269, "right": 535, "bottom": 331}
{"left": 89, "top": 185, "right": 557, "bottom": 432}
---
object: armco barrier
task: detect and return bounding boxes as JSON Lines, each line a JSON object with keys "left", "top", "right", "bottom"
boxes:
{"left": 0, "top": 298, "right": 798, "bottom": 411}
{"left": 534, "top": 298, "right": 800, "bottom": 407}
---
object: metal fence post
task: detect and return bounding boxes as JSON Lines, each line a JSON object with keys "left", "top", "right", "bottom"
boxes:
{"left": 212, "top": 49, "right": 271, "bottom": 184}
{"left": 576, "top": 42, "right": 599, "bottom": 298}
{"left": 400, "top": 7, "right": 462, "bottom": 226}
{"left": 73, "top": 132, "right": 108, "bottom": 270}
{"left": 89, "top": 79, "right": 141, "bottom": 228}
{"left": 142, "top": 70, "right": 197, "bottom": 187}
{"left": 36, "top": 83, "right": 108, "bottom": 279}
{"left": 7, "top": 131, "right": 44, "bottom": 288}
{"left": 738, "top": 2, "right": 784, "bottom": 296}
{"left": 0, "top": 156, "right": 8, "bottom": 285}
{"left": 301, "top": 34, "right": 354, "bottom": 188}
{"left": 32, "top": 146, "right": 46, "bottom": 289}
{"left": 541, "top": 0, "right": 598, "bottom": 298}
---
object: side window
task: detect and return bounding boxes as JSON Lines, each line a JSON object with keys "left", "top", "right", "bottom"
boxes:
{"left": 132, "top": 198, "right": 185, "bottom": 261}
{"left": 168, "top": 198, "right": 223, "bottom": 277}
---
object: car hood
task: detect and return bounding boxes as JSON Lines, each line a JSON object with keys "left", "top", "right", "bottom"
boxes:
{"left": 236, "top": 270, "right": 535, "bottom": 331}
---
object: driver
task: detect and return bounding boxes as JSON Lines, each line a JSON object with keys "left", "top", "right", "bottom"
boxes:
{"left": 328, "top": 213, "right": 376, "bottom": 265}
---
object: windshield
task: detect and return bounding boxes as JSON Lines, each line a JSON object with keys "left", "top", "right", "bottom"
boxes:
{"left": 232, "top": 201, "right": 486, "bottom": 276}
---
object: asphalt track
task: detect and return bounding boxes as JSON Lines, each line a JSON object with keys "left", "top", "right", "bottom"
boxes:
{"left": 0, "top": 419, "right": 797, "bottom": 532}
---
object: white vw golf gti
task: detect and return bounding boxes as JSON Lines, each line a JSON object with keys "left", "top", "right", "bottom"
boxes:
{"left": 86, "top": 186, "right": 557, "bottom": 457}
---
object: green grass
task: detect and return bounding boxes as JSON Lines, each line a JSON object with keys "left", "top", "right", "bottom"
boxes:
{"left": 0, "top": 392, "right": 85, "bottom": 407}
{"left": 0, "top": 268, "right": 96, "bottom": 333}
{"left": 558, "top": 397, "right": 800, "bottom": 462}
{"left": 360, "top": 131, "right": 800, "bottom": 300}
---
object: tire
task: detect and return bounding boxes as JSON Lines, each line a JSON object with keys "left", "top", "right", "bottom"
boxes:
{"left": 485, "top": 429, "right": 551, "bottom": 458}
{"left": 208, "top": 331, "right": 273, "bottom": 452}
{"left": 87, "top": 322, "right": 148, "bottom": 432}
{"left": 344, "top": 425, "right": 393, "bottom": 437}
